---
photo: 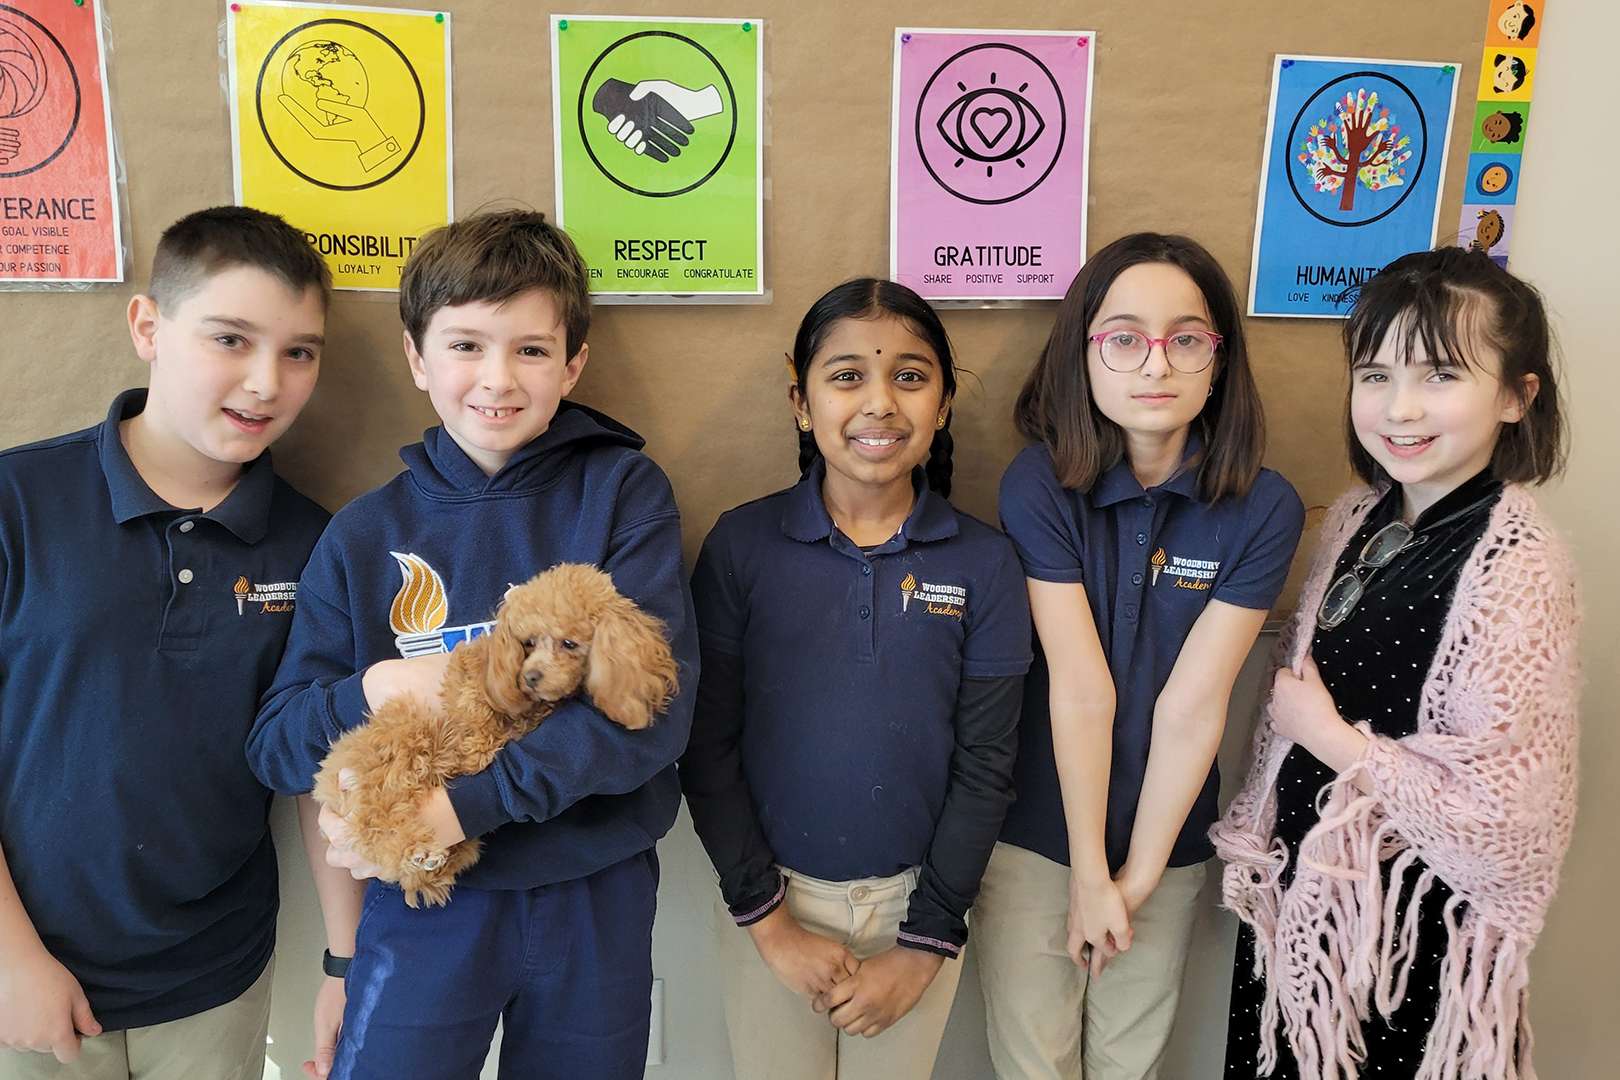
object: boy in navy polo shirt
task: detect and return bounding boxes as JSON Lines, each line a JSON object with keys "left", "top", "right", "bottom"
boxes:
{"left": 0, "top": 207, "right": 333, "bottom": 1078}
{"left": 246, "top": 210, "right": 696, "bottom": 1080}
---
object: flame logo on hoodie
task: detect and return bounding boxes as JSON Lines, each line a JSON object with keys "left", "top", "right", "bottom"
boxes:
{"left": 387, "top": 552, "right": 496, "bottom": 657}
{"left": 1150, "top": 547, "right": 1167, "bottom": 586}
{"left": 900, "top": 572, "right": 917, "bottom": 612}
{"left": 389, "top": 552, "right": 448, "bottom": 636}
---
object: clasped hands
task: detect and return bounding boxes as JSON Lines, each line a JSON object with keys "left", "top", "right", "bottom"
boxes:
{"left": 745, "top": 906, "right": 943, "bottom": 1039}
{"left": 1067, "top": 865, "right": 1157, "bottom": 979}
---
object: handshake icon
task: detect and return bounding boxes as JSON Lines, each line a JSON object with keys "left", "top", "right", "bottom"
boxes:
{"left": 591, "top": 78, "right": 723, "bottom": 163}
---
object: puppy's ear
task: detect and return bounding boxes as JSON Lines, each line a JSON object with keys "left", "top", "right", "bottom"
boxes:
{"left": 584, "top": 600, "right": 678, "bottom": 730}
{"left": 480, "top": 621, "right": 531, "bottom": 717}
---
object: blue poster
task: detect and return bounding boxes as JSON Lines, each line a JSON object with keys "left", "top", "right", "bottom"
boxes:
{"left": 1249, "top": 56, "right": 1460, "bottom": 318}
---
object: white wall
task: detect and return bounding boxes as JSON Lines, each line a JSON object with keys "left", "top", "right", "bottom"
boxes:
{"left": 266, "top": 1, "right": 1615, "bottom": 1076}
{"left": 1494, "top": 1, "right": 1620, "bottom": 1074}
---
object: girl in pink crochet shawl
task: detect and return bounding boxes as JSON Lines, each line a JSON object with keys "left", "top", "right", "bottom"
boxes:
{"left": 1213, "top": 248, "right": 1580, "bottom": 1080}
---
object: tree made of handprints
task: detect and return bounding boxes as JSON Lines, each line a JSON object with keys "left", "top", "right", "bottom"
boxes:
{"left": 1298, "top": 89, "right": 1411, "bottom": 213}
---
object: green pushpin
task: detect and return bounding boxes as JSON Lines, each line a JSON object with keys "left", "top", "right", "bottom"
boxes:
{"left": 435, "top": 12, "right": 444, "bottom": 23}
{"left": 743, "top": 21, "right": 753, "bottom": 31}
{"left": 559, "top": 19, "right": 568, "bottom": 30}
{"left": 1443, "top": 65, "right": 1455, "bottom": 74}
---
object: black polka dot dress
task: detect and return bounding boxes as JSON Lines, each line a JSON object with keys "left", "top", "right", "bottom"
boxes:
{"left": 1225, "top": 471, "right": 1503, "bottom": 1079}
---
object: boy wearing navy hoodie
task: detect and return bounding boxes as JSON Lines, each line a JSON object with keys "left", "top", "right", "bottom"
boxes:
{"left": 246, "top": 210, "right": 696, "bottom": 1080}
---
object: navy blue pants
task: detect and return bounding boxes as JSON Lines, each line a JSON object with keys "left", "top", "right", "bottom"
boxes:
{"left": 331, "top": 849, "right": 658, "bottom": 1080}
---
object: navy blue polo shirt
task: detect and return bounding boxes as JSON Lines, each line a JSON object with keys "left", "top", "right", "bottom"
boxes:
{"left": 0, "top": 390, "right": 329, "bottom": 1031}
{"left": 997, "top": 442, "right": 1304, "bottom": 871}
{"left": 690, "top": 461, "right": 1032, "bottom": 883}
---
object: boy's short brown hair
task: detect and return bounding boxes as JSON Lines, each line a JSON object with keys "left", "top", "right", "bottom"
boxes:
{"left": 399, "top": 210, "right": 591, "bottom": 358}
{"left": 149, "top": 206, "right": 331, "bottom": 315}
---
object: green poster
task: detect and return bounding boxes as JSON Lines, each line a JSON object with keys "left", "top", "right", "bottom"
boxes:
{"left": 551, "top": 15, "right": 763, "bottom": 298}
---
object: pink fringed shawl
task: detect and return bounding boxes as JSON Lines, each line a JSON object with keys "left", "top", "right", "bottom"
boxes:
{"left": 1212, "top": 484, "right": 1581, "bottom": 1080}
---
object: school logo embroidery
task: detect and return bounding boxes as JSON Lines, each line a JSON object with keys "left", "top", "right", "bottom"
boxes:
{"left": 1150, "top": 548, "right": 1221, "bottom": 591}
{"left": 900, "top": 573, "right": 967, "bottom": 619}
{"left": 388, "top": 551, "right": 495, "bottom": 657}
{"left": 233, "top": 577, "right": 297, "bottom": 614}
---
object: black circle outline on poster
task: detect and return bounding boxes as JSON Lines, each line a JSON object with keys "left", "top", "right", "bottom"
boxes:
{"left": 255, "top": 19, "right": 426, "bottom": 193}
{"left": 1284, "top": 70, "right": 1429, "bottom": 229}
{"left": 0, "top": 4, "right": 82, "bottom": 181}
{"left": 576, "top": 30, "right": 738, "bottom": 199}
{"left": 915, "top": 42, "right": 1066, "bottom": 207}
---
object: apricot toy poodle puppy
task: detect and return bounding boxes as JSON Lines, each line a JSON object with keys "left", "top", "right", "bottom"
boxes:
{"left": 313, "top": 563, "right": 678, "bottom": 906}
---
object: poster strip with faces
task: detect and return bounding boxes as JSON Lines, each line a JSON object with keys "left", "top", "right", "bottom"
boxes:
{"left": 1458, "top": 0, "right": 1544, "bottom": 265}
{"left": 227, "top": 2, "right": 453, "bottom": 292}
{"left": 0, "top": 0, "right": 122, "bottom": 284}
{"left": 890, "top": 28, "right": 1095, "bottom": 303}
{"left": 1248, "top": 55, "right": 1461, "bottom": 319}
{"left": 552, "top": 14, "right": 765, "bottom": 302}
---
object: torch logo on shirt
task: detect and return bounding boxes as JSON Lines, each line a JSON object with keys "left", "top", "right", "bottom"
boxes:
{"left": 900, "top": 576, "right": 967, "bottom": 620}
{"left": 232, "top": 576, "right": 297, "bottom": 614}
{"left": 388, "top": 552, "right": 494, "bottom": 657}
{"left": 1151, "top": 548, "right": 1221, "bottom": 592}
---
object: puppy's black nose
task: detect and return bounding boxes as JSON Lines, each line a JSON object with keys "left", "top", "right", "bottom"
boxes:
{"left": 524, "top": 671, "right": 541, "bottom": 689}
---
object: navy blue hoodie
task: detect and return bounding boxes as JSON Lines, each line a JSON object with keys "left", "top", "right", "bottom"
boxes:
{"left": 247, "top": 403, "right": 696, "bottom": 889}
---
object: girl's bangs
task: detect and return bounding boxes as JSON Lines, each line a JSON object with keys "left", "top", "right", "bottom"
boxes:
{"left": 1350, "top": 289, "right": 1491, "bottom": 375}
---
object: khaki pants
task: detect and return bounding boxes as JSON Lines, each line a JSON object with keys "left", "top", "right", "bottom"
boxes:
{"left": 716, "top": 867, "right": 965, "bottom": 1080}
{"left": 974, "top": 843, "right": 1206, "bottom": 1080}
{"left": 0, "top": 959, "right": 273, "bottom": 1080}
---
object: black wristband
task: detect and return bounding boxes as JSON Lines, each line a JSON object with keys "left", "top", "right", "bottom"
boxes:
{"left": 322, "top": 949, "right": 352, "bottom": 978}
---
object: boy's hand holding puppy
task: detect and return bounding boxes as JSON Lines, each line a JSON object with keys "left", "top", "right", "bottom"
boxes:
{"left": 312, "top": 564, "right": 678, "bottom": 907}
{"left": 317, "top": 651, "right": 459, "bottom": 880}
{"left": 361, "top": 652, "right": 453, "bottom": 716}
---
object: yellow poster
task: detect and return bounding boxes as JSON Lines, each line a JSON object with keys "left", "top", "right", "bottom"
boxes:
{"left": 227, "top": 2, "right": 452, "bottom": 291}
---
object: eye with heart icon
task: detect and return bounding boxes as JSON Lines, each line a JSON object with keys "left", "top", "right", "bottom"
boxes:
{"left": 937, "top": 77, "right": 1046, "bottom": 174}
{"left": 914, "top": 41, "right": 1067, "bottom": 206}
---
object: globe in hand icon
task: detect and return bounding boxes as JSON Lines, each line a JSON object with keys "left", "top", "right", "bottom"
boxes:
{"left": 275, "top": 37, "right": 401, "bottom": 178}
{"left": 256, "top": 18, "right": 425, "bottom": 191}
{"left": 282, "top": 41, "right": 370, "bottom": 122}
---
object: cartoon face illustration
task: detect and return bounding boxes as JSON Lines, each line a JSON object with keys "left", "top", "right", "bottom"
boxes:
{"left": 1471, "top": 209, "right": 1506, "bottom": 253}
{"left": 1480, "top": 110, "right": 1522, "bottom": 144}
{"left": 1492, "top": 54, "right": 1527, "bottom": 94}
{"left": 1497, "top": 2, "right": 1536, "bottom": 41}
{"left": 1478, "top": 163, "right": 1512, "bottom": 194}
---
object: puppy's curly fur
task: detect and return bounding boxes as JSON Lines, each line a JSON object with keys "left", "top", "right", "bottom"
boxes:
{"left": 312, "top": 563, "right": 678, "bottom": 907}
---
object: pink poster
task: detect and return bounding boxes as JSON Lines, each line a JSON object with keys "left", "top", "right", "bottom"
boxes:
{"left": 891, "top": 29, "right": 1093, "bottom": 302}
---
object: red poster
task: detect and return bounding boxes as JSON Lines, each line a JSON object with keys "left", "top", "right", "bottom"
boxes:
{"left": 0, "top": 0, "right": 120, "bottom": 282}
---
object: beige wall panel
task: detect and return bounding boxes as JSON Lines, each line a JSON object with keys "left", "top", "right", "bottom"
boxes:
{"left": 2, "top": 0, "right": 1489, "bottom": 551}
{"left": 10, "top": 2, "right": 1613, "bottom": 1079}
